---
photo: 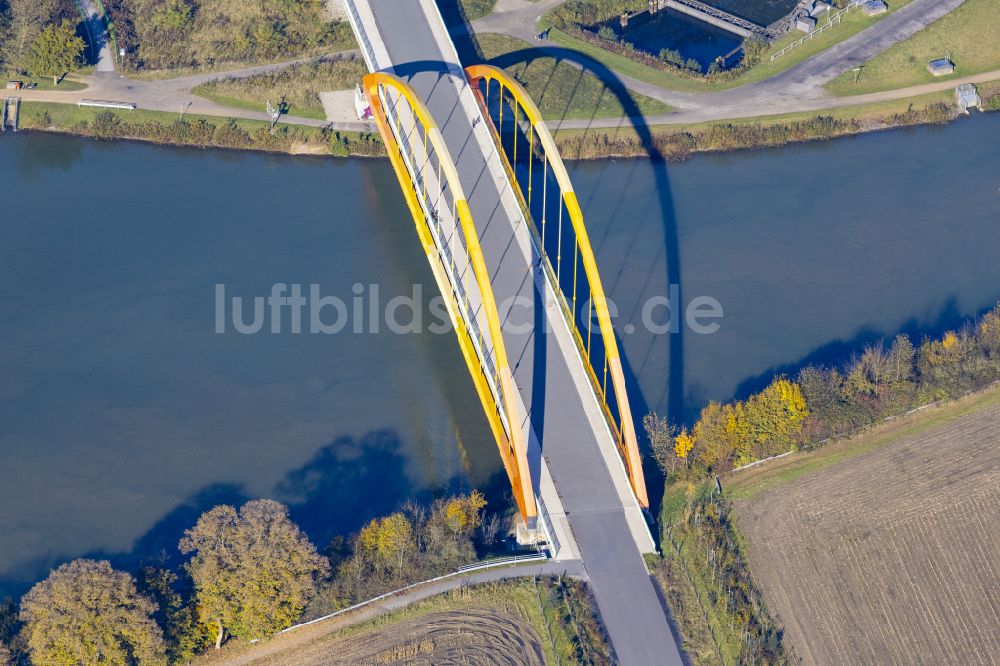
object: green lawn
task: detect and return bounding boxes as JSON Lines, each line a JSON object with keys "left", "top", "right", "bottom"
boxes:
{"left": 460, "top": 0, "right": 498, "bottom": 21}
{"left": 2, "top": 73, "right": 88, "bottom": 92}
{"left": 827, "top": 0, "right": 1000, "bottom": 94}
{"left": 477, "top": 33, "right": 672, "bottom": 119}
{"left": 192, "top": 57, "right": 368, "bottom": 120}
{"left": 543, "top": 0, "right": 913, "bottom": 93}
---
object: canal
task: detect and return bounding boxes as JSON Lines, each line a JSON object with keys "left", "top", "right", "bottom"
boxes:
{"left": 1, "top": 111, "right": 999, "bottom": 595}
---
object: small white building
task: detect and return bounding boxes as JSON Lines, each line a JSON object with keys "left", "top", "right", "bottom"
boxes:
{"left": 862, "top": 0, "right": 888, "bottom": 15}
{"left": 928, "top": 58, "right": 955, "bottom": 76}
{"left": 955, "top": 83, "right": 981, "bottom": 112}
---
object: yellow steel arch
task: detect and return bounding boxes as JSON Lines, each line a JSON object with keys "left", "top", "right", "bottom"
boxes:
{"left": 465, "top": 64, "right": 649, "bottom": 509}
{"left": 363, "top": 72, "right": 538, "bottom": 526}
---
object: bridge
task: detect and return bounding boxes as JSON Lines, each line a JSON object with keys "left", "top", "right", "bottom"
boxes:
{"left": 344, "top": 1, "right": 684, "bottom": 663}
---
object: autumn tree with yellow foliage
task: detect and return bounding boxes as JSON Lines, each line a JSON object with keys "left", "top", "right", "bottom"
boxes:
{"left": 325, "top": 492, "right": 488, "bottom": 608}
{"left": 180, "top": 499, "right": 329, "bottom": 649}
{"left": 659, "top": 378, "right": 809, "bottom": 475}
{"left": 657, "top": 304, "right": 1000, "bottom": 484}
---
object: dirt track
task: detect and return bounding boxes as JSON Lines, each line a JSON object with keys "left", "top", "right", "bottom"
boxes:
{"left": 259, "top": 609, "right": 547, "bottom": 665}
{"left": 226, "top": 608, "right": 545, "bottom": 666}
{"left": 736, "top": 399, "right": 1000, "bottom": 665}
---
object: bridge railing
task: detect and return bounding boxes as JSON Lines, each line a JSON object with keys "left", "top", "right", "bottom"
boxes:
{"left": 363, "top": 72, "right": 538, "bottom": 526}
{"left": 465, "top": 64, "right": 649, "bottom": 509}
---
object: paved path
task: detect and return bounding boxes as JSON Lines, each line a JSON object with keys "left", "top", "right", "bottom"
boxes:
{"left": 14, "top": 54, "right": 373, "bottom": 132}
{"left": 76, "top": 0, "right": 115, "bottom": 73}
{"left": 210, "top": 560, "right": 586, "bottom": 666}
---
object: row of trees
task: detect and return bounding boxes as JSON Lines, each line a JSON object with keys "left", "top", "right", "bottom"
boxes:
{"left": 647, "top": 304, "right": 1000, "bottom": 479}
{"left": 1, "top": 0, "right": 85, "bottom": 84}
{"left": 311, "top": 493, "right": 493, "bottom": 616}
{"left": 26, "top": 109, "right": 385, "bottom": 159}
{"left": 0, "top": 493, "right": 493, "bottom": 665}
{"left": 103, "top": 0, "right": 352, "bottom": 72}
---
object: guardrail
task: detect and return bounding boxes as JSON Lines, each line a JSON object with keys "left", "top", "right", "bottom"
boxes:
{"left": 77, "top": 99, "right": 136, "bottom": 110}
{"left": 665, "top": 0, "right": 771, "bottom": 38}
{"left": 280, "top": 553, "right": 550, "bottom": 634}
{"left": 343, "top": 0, "right": 381, "bottom": 71}
{"left": 769, "top": 1, "right": 860, "bottom": 61}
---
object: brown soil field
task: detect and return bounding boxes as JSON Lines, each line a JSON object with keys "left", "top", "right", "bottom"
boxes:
{"left": 265, "top": 609, "right": 545, "bottom": 665}
{"left": 735, "top": 397, "right": 1000, "bottom": 665}
{"left": 192, "top": 576, "right": 606, "bottom": 666}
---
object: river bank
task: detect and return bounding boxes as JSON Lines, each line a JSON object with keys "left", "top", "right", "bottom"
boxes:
{"left": 16, "top": 102, "right": 386, "bottom": 158}
{"left": 555, "top": 85, "right": 1000, "bottom": 160}
{"left": 15, "top": 82, "right": 1000, "bottom": 161}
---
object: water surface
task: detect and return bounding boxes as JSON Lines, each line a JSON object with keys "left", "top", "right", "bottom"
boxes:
{"left": 2, "top": 112, "right": 999, "bottom": 595}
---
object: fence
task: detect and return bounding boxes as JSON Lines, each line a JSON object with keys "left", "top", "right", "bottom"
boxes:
{"left": 769, "top": 1, "right": 861, "bottom": 62}
{"left": 279, "top": 553, "right": 549, "bottom": 635}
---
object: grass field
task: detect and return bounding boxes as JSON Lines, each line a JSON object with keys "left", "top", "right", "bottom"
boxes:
{"left": 193, "top": 57, "right": 368, "bottom": 121}
{"left": 1, "top": 74, "right": 87, "bottom": 92}
{"left": 731, "top": 384, "right": 1000, "bottom": 664}
{"left": 476, "top": 33, "right": 671, "bottom": 119}
{"left": 827, "top": 0, "right": 1000, "bottom": 95}
{"left": 191, "top": 578, "right": 610, "bottom": 666}
{"left": 19, "top": 102, "right": 324, "bottom": 140}
{"left": 543, "top": 0, "right": 914, "bottom": 94}
{"left": 460, "top": 0, "right": 499, "bottom": 21}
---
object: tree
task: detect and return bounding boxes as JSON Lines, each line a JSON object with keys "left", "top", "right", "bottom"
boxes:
{"left": 23, "top": 20, "right": 84, "bottom": 84}
{"left": 643, "top": 411, "right": 678, "bottom": 476}
{"left": 0, "top": 641, "right": 10, "bottom": 666}
{"left": 139, "top": 566, "right": 213, "bottom": 664}
{"left": 741, "top": 36, "right": 769, "bottom": 67}
{"left": 19, "top": 559, "right": 166, "bottom": 666}
{"left": 358, "top": 512, "right": 415, "bottom": 577}
{"left": 479, "top": 512, "right": 503, "bottom": 548}
{"left": 179, "top": 499, "right": 329, "bottom": 648}
{"left": 8, "top": 0, "right": 75, "bottom": 70}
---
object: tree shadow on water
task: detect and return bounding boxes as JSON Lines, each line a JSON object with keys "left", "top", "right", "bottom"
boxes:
{"left": 67, "top": 430, "right": 416, "bottom": 582}
{"left": 730, "top": 296, "right": 990, "bottom": 402}
{"left": 276, "top": 429, "right": 415, "bottom": 549}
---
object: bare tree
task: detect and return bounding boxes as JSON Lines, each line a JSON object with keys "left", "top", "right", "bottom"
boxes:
{"left": 643, "top": 411, "right": 678, "bottom": 475}
{"left": 479, "top": 512, "right": 504, "bottom": 548}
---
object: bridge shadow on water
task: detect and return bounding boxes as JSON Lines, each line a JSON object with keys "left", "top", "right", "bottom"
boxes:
{"left": 390, "top": 6, "right": 685, "bottom": 513}
{"left": 456, "top": 38, "right": 685, "bottom": 513}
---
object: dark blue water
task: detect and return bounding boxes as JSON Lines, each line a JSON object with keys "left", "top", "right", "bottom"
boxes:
{"left": 2, "top": 111, "right": 999, "bottom": 596}
{"left": 0, "top": 134, "right": 501, "bottom": 596}
{"left": 605, "top": 9, "right": 742, "bottom": 71}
